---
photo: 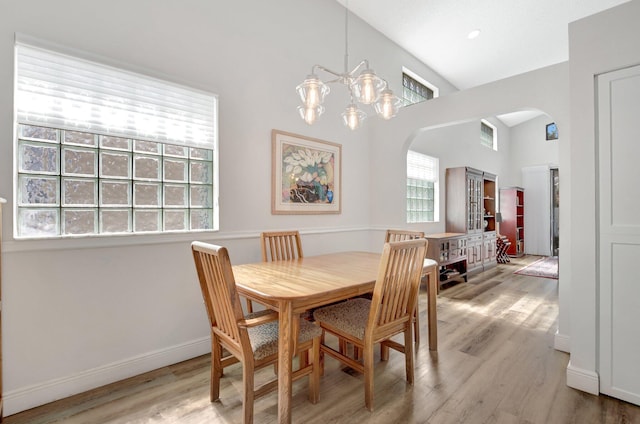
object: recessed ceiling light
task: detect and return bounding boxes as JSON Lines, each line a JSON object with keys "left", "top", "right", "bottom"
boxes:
{"left": 467, "top": 29, "right": 481, "bottom": 40}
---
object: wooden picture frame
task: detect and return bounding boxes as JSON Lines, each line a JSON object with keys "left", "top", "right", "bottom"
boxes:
{"left": 272, "top": 129, "right": 341, "bottom": 214}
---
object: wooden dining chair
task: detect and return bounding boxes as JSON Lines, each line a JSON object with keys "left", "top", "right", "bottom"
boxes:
{"left": 385, "top": 229, "right": 426, "bottom": 345}
{"left": 260, "top": 230, "right": 304, "bottom": 262}
{"left": 384, "top": 229, "right": 425, "bottom": 243}
{"left": 242, "top": 230, "right": 304, "bottom": 314}
{"left": 191, "top": 241, "right": 321, "bottom": 424}
{"left": 312, "top": 238, "right": 428, "bottom": 412}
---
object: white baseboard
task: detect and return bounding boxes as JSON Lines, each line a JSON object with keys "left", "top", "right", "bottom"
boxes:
{"left": 3, "top": 337, "right": 210, "bottom": 417}
{"left": 566, "top": 360, "right": 599, "bottom": 395}
{"left": 554, "top": 331, "right": 570, "bottom": 353}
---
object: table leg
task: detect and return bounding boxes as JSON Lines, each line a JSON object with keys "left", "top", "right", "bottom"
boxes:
{"left": 427, "top": 266, "right": 438, "bottom": 351}
{"left": 277, "top": 300, "right": 293, "bottom": 424}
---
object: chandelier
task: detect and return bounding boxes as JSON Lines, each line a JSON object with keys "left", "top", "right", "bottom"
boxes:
{"left": 296, "top": 2, "right": 402, "bottom": 130}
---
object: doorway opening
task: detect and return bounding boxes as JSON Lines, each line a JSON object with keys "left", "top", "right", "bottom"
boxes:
{"left": 551, "top": 167, "right": 559, "bottom": 256}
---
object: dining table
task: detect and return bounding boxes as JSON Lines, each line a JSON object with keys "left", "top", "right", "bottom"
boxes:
{"left": 232, "top": 250, "right": 438, "bottom": 424}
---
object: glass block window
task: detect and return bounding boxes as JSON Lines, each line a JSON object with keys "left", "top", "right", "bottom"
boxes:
{"left": 406, "top": 150, "right": 438, "bottom": 223}
{"left": 14, "top": 38, "right": 218, "bottom": 239}
{"left": 481, "top": 120, "right": 497, "bottom": 150}
{"left": 402, "top": 70, "right": 438, "bottom": 106}
{"left": 17, "top": 125, "right": 215, "bottom": 238}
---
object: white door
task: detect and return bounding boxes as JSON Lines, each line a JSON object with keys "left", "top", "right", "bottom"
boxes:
{"left": 597, "top": 64, "right": 640, "bottom": 406}
{"left": 522, "top": 165, "right": 551, "bottom": 256}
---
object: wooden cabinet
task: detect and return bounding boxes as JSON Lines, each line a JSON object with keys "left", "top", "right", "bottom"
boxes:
{"left": 466, "top": 234, "right": 483, "bottom": 273}
{"left": 481, "top": 174, "right": 498, "bottom": 271}
{"left": 483, "top": 231, "right": 497, "bottom": 265}
{"left": 445, "top": 167, "right": 497, "bottom": 274}
{"left": 499, "top": 187, "right": 525, "bottom": 257}
{"left": 483, "top": 177, "right": 497, "bottom": 233}
{"left": 446, "top": 167, "right": 483, "bottom": 235}
{"left": 424, "top": 232, "right": 468, "bottom": 289}
{"left": 0, "top": 197, "right": 4, "bottom": 421}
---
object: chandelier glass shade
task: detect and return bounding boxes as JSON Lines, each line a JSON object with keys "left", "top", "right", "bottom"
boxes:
{"left": 295, "top": 3, "right": 401, "bottom": 130}
{"left": 342, "top": 103, "right": 367, "bottom": 130}
{"left": 375, "top": 88, "right": 404, "bottom": 120}
{"left": 297, "top": 74, "right": 330, "bottom": 108}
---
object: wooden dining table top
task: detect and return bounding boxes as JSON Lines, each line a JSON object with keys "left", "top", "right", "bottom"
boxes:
{"left": 233, "top": 251, "right": 380, "bottom": 311}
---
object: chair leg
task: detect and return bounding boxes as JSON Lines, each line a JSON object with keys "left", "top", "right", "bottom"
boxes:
{"left": 242, "top": 360, "right": 255, "bottom": 424}
{"left": 211, "top": 335, "right": 222, "bottom": 401}
{"left": 308, "top": 337, "right": 321, "bottom": 404}
{"left": 380, "top": 343, "right": 389, "bottom": 361}
{"left": 319, "top": 330, "right": 326, "bottom": 376}
{"left": 339, "top": 338, "right": 347, "bottom": 355}
{"left": 300, "top": 350, "right": 309, "bottom": 368}
{"left": 354, "top": 345, "right": 362, "bottom": 360}
{"left": 245, "top": 298, "right": 254, "bottom": 313}
{"left": 364, "top": 342, "right": 375, "bottom": 412}
{"left": 413, "top": 306, "right": 421, "bottom": 345}
{"left": 404, "top": 325, "right": 415, "bottom": 385}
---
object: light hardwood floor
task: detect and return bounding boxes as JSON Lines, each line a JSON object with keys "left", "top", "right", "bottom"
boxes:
{"left": 5, "top": 256, "right": 640, "bottom": 423}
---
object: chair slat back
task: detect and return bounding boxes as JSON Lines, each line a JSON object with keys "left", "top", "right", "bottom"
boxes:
{"left": 368, "top": 239, "right": 428, "bottom": 337}
{"left": 192, "top": 241, "right": 247, "bottom": 351}
{"left": 261, "top": 230, "right": 304, "bottom": 262}
{"left": 385, "top": 229, "right": 425, "bottom": 243}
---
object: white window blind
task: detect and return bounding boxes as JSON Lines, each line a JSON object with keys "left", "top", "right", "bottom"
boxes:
{"left": 15, "top": 42, "right": 217, "bottom": 149}
{"left": 407, "top": 150, "right": 438, "bottom": 182}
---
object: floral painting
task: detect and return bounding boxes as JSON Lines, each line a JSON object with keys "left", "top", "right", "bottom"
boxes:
{"left": 272, "top": 130, "right": 341, "bottom": 214}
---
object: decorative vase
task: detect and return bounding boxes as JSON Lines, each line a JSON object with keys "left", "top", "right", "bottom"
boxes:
{"left": 327, "top": 189, "right": 333, "bottom": 203}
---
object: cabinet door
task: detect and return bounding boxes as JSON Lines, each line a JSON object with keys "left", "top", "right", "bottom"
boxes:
{"left": 483, "top": 233, "right": 497, "bottom": 263}
{"left": 467, "top": 235, "right": 482, "bottom": 272}
{"left": 466, "top": 172, "right": 483, "bottom": 233}
{"left": 598, "top": 65, "right": 640, "bottom": 405}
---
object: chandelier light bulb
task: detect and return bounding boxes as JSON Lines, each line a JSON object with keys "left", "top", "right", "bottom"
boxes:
{"left": 342, "top": 104, "right": 366, "bottom": 130}
{"left": 298, "top": 104, "right": 324, "bottom": 125}
{"left": 375, "top": 88, "right": 402, "bottom": 120}
{"left": 352, "top": 69, "right": 384, "bottom": 105}
{"left": 306, "top": 86, "right": 320, "bottom": 107}
{"left": 296, "top": 74, "right": 329, "bottom": 108}
{"left": 361, "top": 80, "right": 376, "bottom": 104}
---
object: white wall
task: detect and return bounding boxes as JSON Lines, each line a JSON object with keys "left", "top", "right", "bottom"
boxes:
{"left": 508, "top": 115, "right": 560, "bottom": 186}
{"left": 566, "top": 0, "right": 640, "bottom": 395}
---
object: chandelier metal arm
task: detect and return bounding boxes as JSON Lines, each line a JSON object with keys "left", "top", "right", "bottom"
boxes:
{"left": 310, "top": 64, "right": 342, "bottom": 79}
{"left": 311, "top": 59, "right": 375, "bottom": 84}
{"left": 346, "top": 59, "right": 370, "bottom": 78}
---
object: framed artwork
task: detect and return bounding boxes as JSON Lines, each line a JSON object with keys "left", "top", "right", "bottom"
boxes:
{"left": 272, "top": 129, "right": 341, "bottom": 214}
{"left": 546, "top": 122, "right": 559, "bottom": 140}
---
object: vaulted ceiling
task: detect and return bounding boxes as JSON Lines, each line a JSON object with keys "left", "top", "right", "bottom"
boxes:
{"left": 337, "top": 0, "right": 629, "bottom": 125}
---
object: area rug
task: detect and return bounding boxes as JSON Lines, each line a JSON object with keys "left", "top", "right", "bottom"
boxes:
{"left": 514, "top": 256, "right": 558, "bottom": 279}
